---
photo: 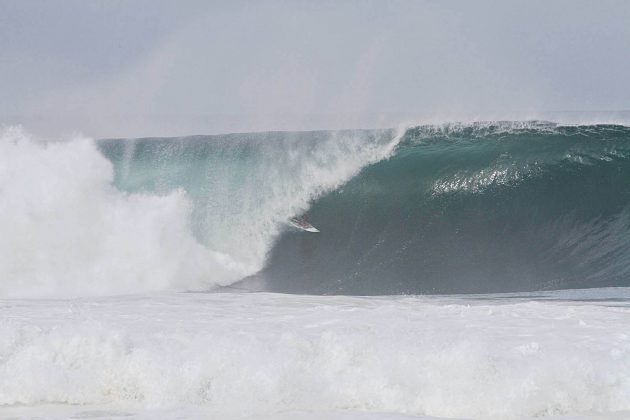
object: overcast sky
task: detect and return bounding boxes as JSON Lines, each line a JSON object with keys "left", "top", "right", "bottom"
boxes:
{"left": 1, "top": 0, "right": 629, "bottom": 137}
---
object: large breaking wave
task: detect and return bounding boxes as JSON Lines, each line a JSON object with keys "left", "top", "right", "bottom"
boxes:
{"left": 2, "top": 122, "right": 630, "bottom": 297}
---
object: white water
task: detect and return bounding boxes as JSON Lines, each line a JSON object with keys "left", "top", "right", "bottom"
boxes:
{"left": 0, "top": 126, "right": 401, "bottom": 298}
{"left": 1, "top": 289, "right": 630, "bottom": 419}
{"left": 0, "top": 127, "right": 249, "bottom": 297}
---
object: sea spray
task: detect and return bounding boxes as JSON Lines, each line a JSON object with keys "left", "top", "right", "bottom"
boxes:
{"left": 99, "top": 128, "right": 403, "bottom": 279}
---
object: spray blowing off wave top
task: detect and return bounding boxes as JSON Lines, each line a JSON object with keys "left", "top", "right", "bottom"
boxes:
{"left": 0, "top": 126, "right": 400, "bottom": 298}
{"left": 252, "top": 122, "right": 630, "bottom": 295}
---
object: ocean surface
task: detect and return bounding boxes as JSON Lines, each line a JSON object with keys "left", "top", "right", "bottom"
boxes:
{"left": 1, "top": 122, "right": 630, "bottom": 419}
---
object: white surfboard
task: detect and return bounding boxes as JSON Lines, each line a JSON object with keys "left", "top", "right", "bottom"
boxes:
{"left": 289, "top": 217, "right": 320, "bottom": 233}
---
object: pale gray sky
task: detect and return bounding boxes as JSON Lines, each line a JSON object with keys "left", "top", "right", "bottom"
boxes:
{"left": 1, "top": 0, "right": 629, "bottom": 137}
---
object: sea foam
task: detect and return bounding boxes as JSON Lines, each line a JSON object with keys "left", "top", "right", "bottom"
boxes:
{"left": 0, "top": 127, "right": 248, "bottom": 298}
{"left": 0, "top": 291, "right": 629, "bottom": 419}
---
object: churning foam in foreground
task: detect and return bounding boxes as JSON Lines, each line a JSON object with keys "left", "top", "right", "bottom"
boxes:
{"left": 0, "top": 126, "right": 402, "bottom": 298}
{"left": 1, "top": 290, "right": 629, "bottom": 419}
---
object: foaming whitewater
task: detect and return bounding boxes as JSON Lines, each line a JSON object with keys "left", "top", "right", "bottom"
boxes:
{"left": 0, "top": 127, "right": 250, "bottom": 298}
{"left": 1, "top": 290, "right": 630, "bottom": 419}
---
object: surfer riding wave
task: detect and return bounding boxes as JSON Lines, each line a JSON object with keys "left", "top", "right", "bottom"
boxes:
{"left": 289, "top": 213, "right": 319, "bottom": 233}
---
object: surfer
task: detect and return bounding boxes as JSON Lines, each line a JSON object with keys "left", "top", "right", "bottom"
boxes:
{"left": 290, "top": 213, "right": 308, "bottom": 228}
{"left": 289, "top": 212, "right": 319, "bottom": 233}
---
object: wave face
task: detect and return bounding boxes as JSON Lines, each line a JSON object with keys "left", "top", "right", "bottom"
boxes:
{"left": 254, "top": 122, "right": 630, "bottom": 294}
{"left": 3, "top": 122, "right": 629, "bottom": 298}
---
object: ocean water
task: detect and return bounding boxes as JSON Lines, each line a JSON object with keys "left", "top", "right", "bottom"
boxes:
{"left": 1, "top": 122, "right": 630, "bottom": 419}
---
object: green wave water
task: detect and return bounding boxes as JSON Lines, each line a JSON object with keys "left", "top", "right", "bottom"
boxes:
{"left": 98, "top": 122, "right": 630, "bottom": 295}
